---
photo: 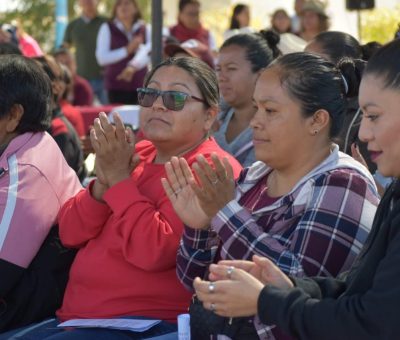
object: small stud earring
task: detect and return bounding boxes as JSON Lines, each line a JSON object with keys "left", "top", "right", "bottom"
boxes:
{"left": 313, "top": 130, "right": 318, "bottom": 135}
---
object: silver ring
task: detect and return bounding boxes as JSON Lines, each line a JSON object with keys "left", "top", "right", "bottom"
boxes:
{"left": 174, "top": 188, "right": 182, "bottom": 195}
{"left": 210, "top": 302, "right": 216, "bottom": 312}
{"left": 211, "top": 178, "right": 218, "bottom": 185}
{"left": 227, "top": 266, "right": 234, "bottom": 279}
{"left": 208, "top": 281, "right": 215, "bottom": 293}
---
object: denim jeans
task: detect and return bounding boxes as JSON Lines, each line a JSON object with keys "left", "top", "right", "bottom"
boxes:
{"left": 0, "top": 318, "right": 178, "bottom": 340}
{"left": 88, "top": 78, "right": 108, "bottom": 105}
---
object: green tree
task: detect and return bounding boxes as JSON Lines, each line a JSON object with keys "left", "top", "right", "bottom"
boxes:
{"left": 0, "top": 0, "right": 150, "bottom": 53}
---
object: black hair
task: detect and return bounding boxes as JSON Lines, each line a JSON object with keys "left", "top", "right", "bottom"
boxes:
{"left": 220, "top": 32, "right": 278, "bottom": 73}
{"left": 0, "top": 42, "right": 22, "bottom": 55}
{"left": 269, "top": 52, "right": 363, "bottom": 139}
{"left": 0, "top": 55, "right": 51, "bottom": 133}
{"left": 179, "top": 0, "right": 199, "bottom": 12}
{"left": 309, "top": 31, "right": 362, "bottom": 63}
{"left": 363, "top": 38, "right": 400, "bottom": 90}
{"left": 144, "top": 57, "right": 219, "bottom": 109}
{"left": 229, "top": 4, "right": 248, "bottom": 30}
{"left": 360, "top": 41, "right": 382, "bottom": 61}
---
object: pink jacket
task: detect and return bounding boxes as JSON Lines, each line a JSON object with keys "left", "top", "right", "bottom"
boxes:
{"left": 0, "top": 132, "right": 82, "bottom": 269}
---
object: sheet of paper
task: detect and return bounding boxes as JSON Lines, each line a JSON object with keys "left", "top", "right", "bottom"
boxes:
{"left": 58, "top": 318, "right": 161, "bottom": 332}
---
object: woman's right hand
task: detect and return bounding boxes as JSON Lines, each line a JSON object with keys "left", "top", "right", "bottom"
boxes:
{"left": 162, "top": 157, "right": 211, "bottom": 230}
{"left": 211, "top": 255, "right": 293, "bottom": 289}
{"left": 126, "top": 36, "right": 143, "bottom": 54}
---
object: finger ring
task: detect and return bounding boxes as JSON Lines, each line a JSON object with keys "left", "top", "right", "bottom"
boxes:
{"left": 210, "top": 302, "right": 216, "bottom": 312}
{"left": 174, "top": 188, "right": 182, "bottom": 195}
{"left": 208, "top": 282, "right": 215, "bottom": 293}
{"left": 211, "top": 178, "right": 218, "bottom": 185}
{"left": 227, "top": 266, "right": 234, "bottom": 279}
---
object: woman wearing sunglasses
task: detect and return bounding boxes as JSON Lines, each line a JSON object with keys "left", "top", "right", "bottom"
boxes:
{"left": 2, "top": 57, "right": 242, "bottom": 339}
{"left": 162, "top": 53, "right": 380, "bottom": 338}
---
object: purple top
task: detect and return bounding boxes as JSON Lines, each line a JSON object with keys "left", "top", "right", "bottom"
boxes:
{"left": 104, "top": 22, "right": 147, "bottom": 92}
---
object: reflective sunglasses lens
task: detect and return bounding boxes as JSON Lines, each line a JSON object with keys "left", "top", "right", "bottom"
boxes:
{"left": 139, "top": 89, "right": 158, "bottom": 107}
{"left": 165, "top": 92, "right": 187, "bottom": 111}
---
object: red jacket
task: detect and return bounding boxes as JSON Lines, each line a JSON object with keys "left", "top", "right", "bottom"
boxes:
{"left": 57, "top": 138, "right": 242, "bottom": 322}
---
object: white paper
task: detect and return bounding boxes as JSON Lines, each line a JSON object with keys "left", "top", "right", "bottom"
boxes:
{"left": 58, "top": 318, "right": 161, "bottom": 333}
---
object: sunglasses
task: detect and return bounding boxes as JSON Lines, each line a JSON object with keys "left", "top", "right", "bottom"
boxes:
{"left": 136, "top": 87, "right": 206, "bottom": 111}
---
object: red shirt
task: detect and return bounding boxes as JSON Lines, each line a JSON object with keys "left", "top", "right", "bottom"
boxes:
{"left": 57, "top": 138, "right": 242, "bottom": 322}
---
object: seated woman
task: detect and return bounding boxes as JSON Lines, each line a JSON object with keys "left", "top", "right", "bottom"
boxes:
{"left": 214, "top": 32, "right": 280, "bottom": 167}
{"left": 193, "top": 39, "right": 400, "bottom": 340}
{"left": 0, "top": 55, "right": 82, "bottom": 332}
{"left": 163, "top": 52, "right": 380, "bottom": 338}
{"left": 305, "top": 31, "right": 392, "bottom": 195}
{"left": 5, "top": 57, "right": 242, "bottom": 339}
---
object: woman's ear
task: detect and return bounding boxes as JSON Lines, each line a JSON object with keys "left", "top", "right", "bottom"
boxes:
{"left": 6, "top": 104, "right": 24, "bottom": 133}
{"left": 204, "top": 106, "right": 218, "bottom": 131}
{"left": 308, "top": 109, "right": 330, "bottom": 136}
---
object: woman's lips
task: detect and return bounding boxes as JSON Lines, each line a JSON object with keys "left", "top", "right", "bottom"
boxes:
{"left": 369, "top": 150, "right": 382, "bottom": 162}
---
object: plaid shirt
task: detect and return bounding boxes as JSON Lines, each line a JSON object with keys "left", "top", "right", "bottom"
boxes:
{"left": 177, "top": 145, "right": 379, "bottom": 339}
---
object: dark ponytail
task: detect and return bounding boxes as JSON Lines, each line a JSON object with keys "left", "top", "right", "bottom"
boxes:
{"left": 258, "top": 29, "right": 282, "bottom": 59}
{"left": 336, "top": 57, "right": 365, "bottom": 98}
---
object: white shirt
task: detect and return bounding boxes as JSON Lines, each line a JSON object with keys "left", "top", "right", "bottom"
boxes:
{"left": 96, "top": 19, "right": 151, "bottom": 70}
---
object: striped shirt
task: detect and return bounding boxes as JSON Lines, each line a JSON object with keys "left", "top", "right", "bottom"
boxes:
{"left": 177, "top": 145, "right": 379, "bottom": 339}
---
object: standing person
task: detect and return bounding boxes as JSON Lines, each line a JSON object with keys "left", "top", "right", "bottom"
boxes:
{"left": 63, "top": 0, "right": 108, "bottom": 104}
{"left": 96, "top": 0, "right": 151, "bottom": 105}
{"left": 193, "top": 39, "right": 400, "bottom": 340}
{"left": 214, "top": 32, "right": 279, "bottom": 167}
{"left": 223, "top": 4, "right": 254, "bottom": 41}
{"left": 291, "top": 0, "right": 305, "bottom": 34}
{"left": 14, "top": 20, "right": 43, "bottom": 57}
{"left": 270, "top": 9, "right": 292, "bottom": 34}
{"left": 163, "top": 52, "right": 379, "bottom": 338}
{"left": 299, "top": 0, "right": 329, "bottom": 42}
{"left": 0, "top": 55, "right": 81, "bottom": 333}
{"left": 169, "top": 0, "right": 217, "bottom": 54}
{"left": 2, "top": 57, "right": 242, "bottom": 339}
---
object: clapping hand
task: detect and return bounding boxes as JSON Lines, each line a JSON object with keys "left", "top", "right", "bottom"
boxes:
{"left": 211, "top": 255, "right": 293, "bottom": 289}
{"left": 90, "top": 112, "right": 139, "bottom": 200}
{"left": 162, "top": 153, "right": 236, "bottom": 229}
{"left": 193, "top": 255, "right": 293, "bottom": 318}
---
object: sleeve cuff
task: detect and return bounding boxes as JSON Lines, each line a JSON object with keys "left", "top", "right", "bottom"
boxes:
{"left": 211, "top": 199, "right": 248, "bottom": 233}
{"left": 81, "top": 181, "right": 111, "bottom": 219}
{"left": 182, "top": 225, "right": 219, "bottom": 250}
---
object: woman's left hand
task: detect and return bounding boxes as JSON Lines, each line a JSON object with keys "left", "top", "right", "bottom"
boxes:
{"left": 90, "top": 112, "right": 139, "bottom": 187}
{"left": 191, "top": 153, "right": 236, "bottom": 218}
{"left": 193, "top": 265, "right": 264, "bottom": 318}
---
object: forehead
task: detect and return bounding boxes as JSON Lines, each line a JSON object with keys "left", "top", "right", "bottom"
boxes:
{"left": 218, "top": 45, "right": 248, "bottom": 64}
{"left": 254, "top": 67, "right": 290, "bottom": 101}
{"left": 149, "top": 65, "right": 198, "bottom": 88}
{"left": 359, "top": 74, "right": 395, "bottom": 105}
{"left": 181, "top": 3, "right": 200, "bottom": 13}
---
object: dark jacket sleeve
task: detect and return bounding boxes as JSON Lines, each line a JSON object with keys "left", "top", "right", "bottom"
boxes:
{"left": 0, "top": 260, "right": 24, "bottom": 298}
{"left": 258, "top": 227, "right": 400, "bottom": 340}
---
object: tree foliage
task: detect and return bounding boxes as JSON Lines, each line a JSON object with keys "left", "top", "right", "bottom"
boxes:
{"left": 0, "top": 0, "right": 150, "bottom": 53}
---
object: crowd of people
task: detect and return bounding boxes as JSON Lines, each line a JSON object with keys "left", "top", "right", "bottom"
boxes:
{"left": 0, "top": 0, "right": 400, "bottom": 339}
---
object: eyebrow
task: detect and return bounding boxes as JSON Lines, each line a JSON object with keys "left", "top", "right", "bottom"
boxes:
{"left": 147, "top": 80, "right": 191, "bottom": 92}
{"left": 253, "top": 97, "right": 279, "bottom": 105}
{"left": 361, "top": 102, "right": 380, "bottom": 111}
